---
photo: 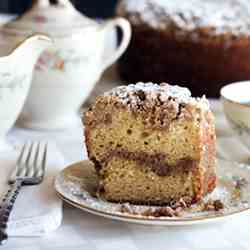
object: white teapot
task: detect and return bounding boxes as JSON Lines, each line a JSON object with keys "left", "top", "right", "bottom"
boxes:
{"left": 1, "top": 0, "right": 131, "bottom": 130}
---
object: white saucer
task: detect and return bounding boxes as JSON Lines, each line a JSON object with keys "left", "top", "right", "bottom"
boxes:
{"left": 54, "top": 159, "right": 250, "bottom": 226}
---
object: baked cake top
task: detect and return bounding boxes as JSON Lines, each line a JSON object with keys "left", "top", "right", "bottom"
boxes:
{"left": 117, "top": 0, "right": 250, "bottom": 36}
{"left": 85, "top": 82, "right": 211, "bottom": 130}
{"left": 104, "top": 82, "right": 209, "bottom": 110}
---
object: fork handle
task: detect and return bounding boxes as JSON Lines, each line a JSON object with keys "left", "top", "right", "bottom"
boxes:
{"left": 0, "top": 180, "right": 22, "bottom": 245}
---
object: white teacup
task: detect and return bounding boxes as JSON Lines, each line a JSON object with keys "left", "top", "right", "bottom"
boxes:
{"left": 221, "top": 81, "right": 250, "bottom": 148}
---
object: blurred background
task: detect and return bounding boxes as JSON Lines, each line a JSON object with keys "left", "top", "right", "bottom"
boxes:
{"left": 0, "top": 0, "right": 118, "bottom": 17}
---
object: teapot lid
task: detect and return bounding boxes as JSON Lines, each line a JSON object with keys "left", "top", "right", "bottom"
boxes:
{"left": 3, "top": 0, "right": 97, "bottom": 37}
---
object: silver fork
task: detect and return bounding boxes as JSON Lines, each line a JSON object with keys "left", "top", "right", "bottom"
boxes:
{"left": 0, "top": 142, "right": 47, "bottom": 245}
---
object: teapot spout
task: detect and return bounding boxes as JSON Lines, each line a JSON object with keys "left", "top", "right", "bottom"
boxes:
{"left": 10, "top": 35, "right": 52, "bottom": 69}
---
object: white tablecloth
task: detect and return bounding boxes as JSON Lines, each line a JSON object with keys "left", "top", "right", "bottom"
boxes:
{"left": 0, "top": 12, "right": 249, "bottom": 250}
{"left": 0, "top": 67, "right": 249, "bottom": 250}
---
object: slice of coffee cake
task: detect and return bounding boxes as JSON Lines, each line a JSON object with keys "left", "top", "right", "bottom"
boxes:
{"left": 84, "top": 82, "right": 216, "bottom": 205}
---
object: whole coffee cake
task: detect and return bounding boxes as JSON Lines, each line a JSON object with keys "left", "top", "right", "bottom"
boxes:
{"left": 117, "top": 0, "right": 250, "bottom": 97}
{"left": 84, "top": 82, "right": 216, "bottom": 205}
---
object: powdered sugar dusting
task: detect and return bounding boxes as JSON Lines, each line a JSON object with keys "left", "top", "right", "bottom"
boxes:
{"left": 105, "top": 82, "right": 191, "bottom": 101}
{"left": 104, "top": 82, "right": 209, "bottom": 110}
{"left": 118, "top": 0, "right": 250, "bottom": 36}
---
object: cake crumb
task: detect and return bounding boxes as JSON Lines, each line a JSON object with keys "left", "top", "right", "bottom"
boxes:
{"left": 150, "top": 207, "right": 177, "bottom": 217}
{"left": 235, "top": 177, "right": 248, "bottom": 190}
{"left": 120, "top": 203, "right": 135, "bottom": 214}
{"left": 119, "top": 197, "right": 193, "bottom": 218}
{"left": 202, "top": 199, "right": 224, "bottom": 212}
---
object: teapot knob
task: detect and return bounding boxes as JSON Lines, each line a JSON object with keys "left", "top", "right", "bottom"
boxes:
{"left": 34, "top": 0, "right": 74, "bottom": 8}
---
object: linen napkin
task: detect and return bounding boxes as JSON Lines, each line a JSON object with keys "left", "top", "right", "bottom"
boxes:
{"left": 0, "top": 142, "right": 65, "bottom": 237}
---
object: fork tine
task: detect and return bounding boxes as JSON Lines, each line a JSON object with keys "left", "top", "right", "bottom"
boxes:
{"left": 16, "top": 143, "right": 27, "bottom": 166}
{"left": 33, "top": 142, "right": 41, "bottom": 175}
{"left": 42, "top": 143, "right": 48, "bottom": 172}
{"left": 34, "top": 142, "right": 40, "bottom": 168}
{"left": 26, "top": 142, "right": 38, "bottom": 177}
{"left": 25, "top": 142, "right": 34, "bottom": 166}
{"left": 9, "top": 143, "right": 28, "bottom": 183}
{"left": 41, "top": 143, "right": 47, "bottom": 177}
{"left": 35, "top": 143, "right": 47, "bottom": 178}
{"left": 17, "top": 142, "right": 32, "bottom": 177}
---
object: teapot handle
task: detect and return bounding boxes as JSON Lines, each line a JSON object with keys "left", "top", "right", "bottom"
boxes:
{"left": 100, "top": 18, "right": 131, "bottom": 73}
{"left": 34, "top": 0, "right": 74, "bottom": 8}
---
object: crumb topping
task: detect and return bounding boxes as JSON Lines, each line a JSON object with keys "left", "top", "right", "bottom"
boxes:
{"left": 85, "top": 82, "right": 211, "bottom": 130}
{"left": 104, "top": 82, "right": 209, "bottom": 110}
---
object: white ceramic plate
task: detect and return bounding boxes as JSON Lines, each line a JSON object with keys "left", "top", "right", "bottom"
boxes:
{"left": 54, "top": 159, "right": 250, "bottom": 226}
